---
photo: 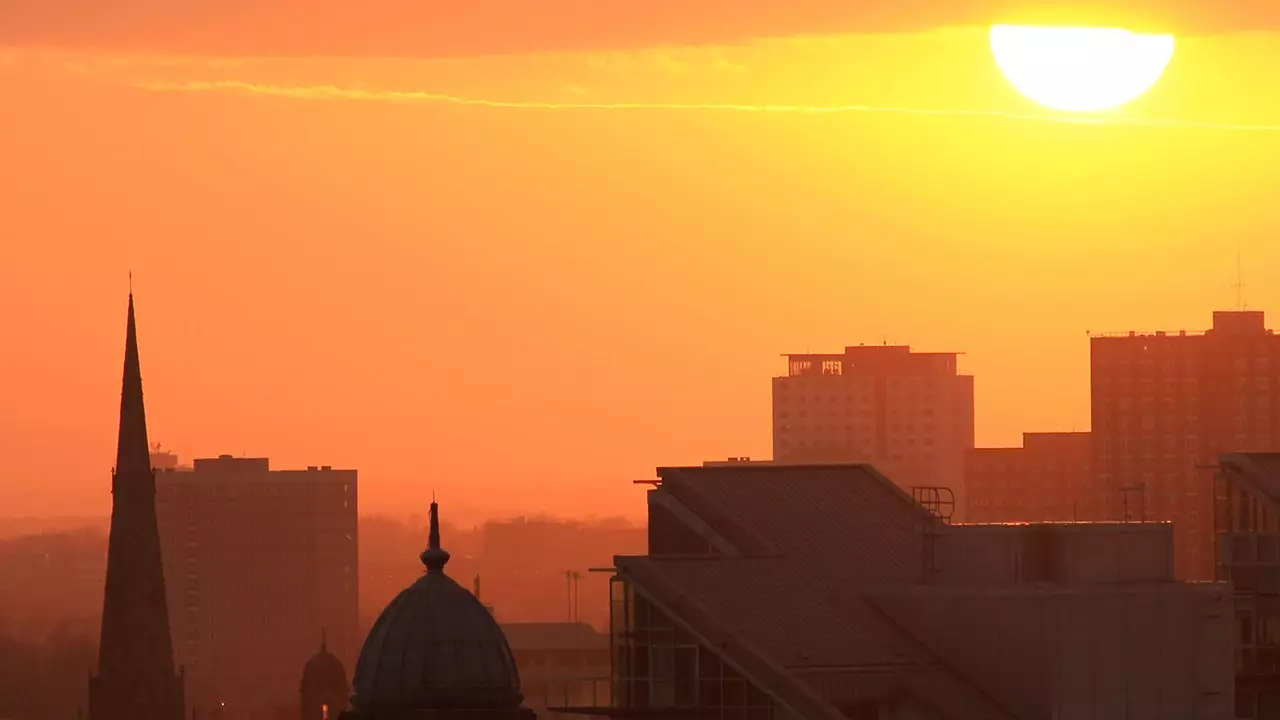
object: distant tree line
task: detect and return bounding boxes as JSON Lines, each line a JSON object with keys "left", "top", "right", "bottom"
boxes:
{"left": 0, "top": 622, "right": 95, "bottom": 720}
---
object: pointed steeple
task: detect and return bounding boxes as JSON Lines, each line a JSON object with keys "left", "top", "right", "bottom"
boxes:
{"left": 91, "top": 292, "right": 185, "bottom": 720}
{"left": 115, "top": 293, "right": 152, "bottom": 480}
{"left": 419, "top": 500, "right": 451, "bottom": 574}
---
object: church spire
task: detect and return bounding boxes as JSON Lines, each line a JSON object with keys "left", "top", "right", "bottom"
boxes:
{"left": 91, "top": 292, "right": 185, "bottom": 720}
{"left": 115, "top": 293, "right": 152, "bottom": 480}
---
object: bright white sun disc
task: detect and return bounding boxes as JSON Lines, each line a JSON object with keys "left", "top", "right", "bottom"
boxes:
{"left": 989, "top": 25, "right": 1175, "bottom": 112}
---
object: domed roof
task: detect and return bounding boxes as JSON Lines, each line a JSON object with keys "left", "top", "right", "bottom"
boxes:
{"left": 301, "top": 631, "right": 348, "bottom": 692}
{"left": 349, "top": 502, "right": 523, "bottom": 712}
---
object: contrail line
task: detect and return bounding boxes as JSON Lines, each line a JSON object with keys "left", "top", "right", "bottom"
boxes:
{"left": 131, "top": 79, "right": 1280, "bottom": 132}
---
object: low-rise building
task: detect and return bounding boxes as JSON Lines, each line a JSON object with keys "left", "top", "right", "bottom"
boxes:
{"left": 502, "top": 622, "right": 610, "bottom": 718}
{"left": 965, "top": 432, "right": 1096, "bottom": 523}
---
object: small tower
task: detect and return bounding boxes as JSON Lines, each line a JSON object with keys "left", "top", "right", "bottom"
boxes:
{"left": 300, "top": 630, "right": 349, "bottom": 720}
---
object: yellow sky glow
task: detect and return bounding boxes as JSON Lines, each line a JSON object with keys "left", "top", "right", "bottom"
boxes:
{"left": 2, "top": 29, "right": 1280, "bottom": 521}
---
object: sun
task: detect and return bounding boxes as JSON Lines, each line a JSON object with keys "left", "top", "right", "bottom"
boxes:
{"left": 989, "top": 25, "right": 1175, "bottom": 112}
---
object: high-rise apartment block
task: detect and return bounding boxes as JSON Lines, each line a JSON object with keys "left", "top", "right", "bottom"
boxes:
{"left": 154, "top": 455, "right": 358, "bottom": 720}
{"left": 1092, "top": 310, "right": 1280, "bottom": 580}
{"left": 965, "top": 432, "right": 1094, "bottom": 523}
{"left": 772, "top": 345, "right": 975, "bottom": 517}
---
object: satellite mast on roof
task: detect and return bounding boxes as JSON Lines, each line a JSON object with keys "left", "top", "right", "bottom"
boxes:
{"left": 1234, "top": 248, "right": 1248, "bottom": 311}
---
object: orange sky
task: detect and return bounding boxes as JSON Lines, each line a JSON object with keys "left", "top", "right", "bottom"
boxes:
{"left": 3, "top": 21, "right": 1280, "bottom": 523}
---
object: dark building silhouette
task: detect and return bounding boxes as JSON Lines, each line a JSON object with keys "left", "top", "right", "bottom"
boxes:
{"left": 562, "top": 463, "right": 1232, "bottom": 719}
{"left": 300, "top": 632, "right": 349, "bottom": 720}
{"left": 342, "top": 501, "right": 535, "bottom": 720}
{"left": 1213, "top": 453, "right": 1280, "bottom": 720}
{"left": 1092, "top": 310, "right": 1280, "bottom": 580}
{"left": 773, "top": 345, "right": 974, "bottom": 519}
{"left": 965, "top": 432, "right": 1094, "bottom": 522}
{"left": 89, "top": 294, "right": 186, "bottom": 720}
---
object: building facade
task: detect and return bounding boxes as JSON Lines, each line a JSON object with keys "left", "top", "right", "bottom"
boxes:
{"left": 154, "top": 455, "right": 359, "bottom": 720}
{"left": 501, "top": 622, "right": 610, "bottom": 718}
{"left": 772, "top": 345, "right": 974, "bottom": 519}
{"left": 965, "top": 432, "right": 1094, "bottom": 523}
{"left": 1092, "top": 310, "right": 1280, "bottom": 580}
{"left": 564, "top": 463, "right": 1233, "bottom": 720}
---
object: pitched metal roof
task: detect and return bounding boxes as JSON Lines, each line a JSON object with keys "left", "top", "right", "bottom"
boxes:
{"left": 618, "top": 556, "right": 916, "bottom": 668}
{"left": 617, "top": 555, "right": 1019, "bottom": 720}
{"left": 611, "top": 464, "right": 1020, "bottom": 720}
{"left": 499, "top": 622, "right": 608, "bottom": 652}
{"left": 654, "top": 463, "right": 933, "bottom": 583}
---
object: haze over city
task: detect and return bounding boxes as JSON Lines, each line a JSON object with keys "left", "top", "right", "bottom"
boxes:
{"left": 6, "top": 0, "right": 1280, "bottom": 522}
{"left": 6, "top": 2, "right": 1280, "bottom": 720}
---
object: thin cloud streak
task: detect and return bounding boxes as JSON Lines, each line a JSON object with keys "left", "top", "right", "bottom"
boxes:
{"left": 131, "top": 78, "right": 1280, "bottom": 133}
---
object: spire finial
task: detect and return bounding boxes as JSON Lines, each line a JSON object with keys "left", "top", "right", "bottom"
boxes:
{"left": 320, "top": 627, "right": 327, "bottom": 653}
{"left": 115, "top": 292, "right": 152, "bottom": 477}
{"left": 128, "top": 270, "right": 133, "bottom": 297}
{"left": 420, "top": 499, "right": 451, "bottom": 573}
{"left": 474, "top": 574, "right": 482, "bottom": 601}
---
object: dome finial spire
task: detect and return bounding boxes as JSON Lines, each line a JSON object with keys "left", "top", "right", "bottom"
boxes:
{"left": 320, "top": 627, "right": 327, "bottom": 653}
{"left": 420, "top": 499, "right": 451, "bottom": 573}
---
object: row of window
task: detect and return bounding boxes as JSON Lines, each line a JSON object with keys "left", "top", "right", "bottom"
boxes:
{"left": 775, "top": 392, "right": 960, "bottom": 406}
{"left": 777, "top": 434, "right": 940, "bottom": 449}
{"left": 1094, "top": 373, "right": 1278, "bottom": 386}
{"left": 967, "top": 461, "right": 1090, "bottom": 472}
{"left": 1094, "top": 355, "right": 1280, "bottom": 370}
{"left": 776, "top": 419, "right": 945, "bottom": 433}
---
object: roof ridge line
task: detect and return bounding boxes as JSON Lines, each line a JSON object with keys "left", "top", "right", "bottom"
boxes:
{"left": 618, "top": 560, "right": 849, "bottom": 720}
{"left": 862, "top": 594, "right": 1022, "bottom": 720}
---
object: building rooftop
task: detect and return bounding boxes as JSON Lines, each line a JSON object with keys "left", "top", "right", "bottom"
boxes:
{"left": 1089, "top": 309, "right": 1271, "bottom": 339}
{"left": 155, "top": 455, "right": 354, "bottom": 480}
{"left": 596, "top": 462, "right": 1224, "bottom": 720}
{"left": 499, "top": 622, "right": 608, "bottom": 652}
{"left": 778, "top": 346, "right": 965, "bottom": 378}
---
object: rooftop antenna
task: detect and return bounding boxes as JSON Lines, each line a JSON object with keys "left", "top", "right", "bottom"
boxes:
{"left": 1234, "top": 248, "right": 1247, "bottom": 311}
